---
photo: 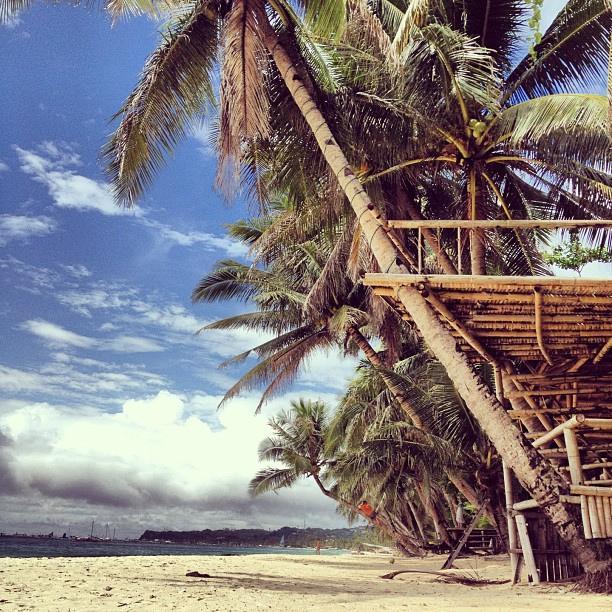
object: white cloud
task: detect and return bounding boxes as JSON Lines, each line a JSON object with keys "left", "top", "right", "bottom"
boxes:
{"left": 104, "top": 336, "right": 164, "bottom": 353}
{"left": 60, "top": 264, "right": 91, "bottom": 278}
{"left": 20, "top": 318, "right": 164, "bottom": 353}
{"left": 141, "top": 218, "right": 248, "bottom": 256}
{"left": 0, "top": 215, "right": 57, "bottom": 245}
{"left": 0, "top": 361, "right": 166, "bottom": 401}
{"left": 0, "top": 257, "right": 60, "bottom": 292}
{"left": 20, "top": 319, "right": 96, "bottom": 349}
{"left": 13, "top": 142, "right": 244, "bottom": 255}
{"left": 0, "top": 390, "right": 342, "bottom": 534}
{"left": 0, "top": 160, "right": 9, "bottom": 172}
{"left": 14, "top": 143, "right": 139, "bottom": 217}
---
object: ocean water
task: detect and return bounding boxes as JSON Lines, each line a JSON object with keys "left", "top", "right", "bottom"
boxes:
{"left": 0, "top": 537, "right": 347, "bottom": 559}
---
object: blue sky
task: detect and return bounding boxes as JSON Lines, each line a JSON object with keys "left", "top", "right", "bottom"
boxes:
{"left": 0, "top": 7, "right": 357, "bottom": 537}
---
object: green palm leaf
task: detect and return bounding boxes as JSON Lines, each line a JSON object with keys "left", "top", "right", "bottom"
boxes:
{"left": 505, "top": 0, "right": 611, "bottom": 103}
{"left": 104, "top": 5, "right": 218, "bottom": 205}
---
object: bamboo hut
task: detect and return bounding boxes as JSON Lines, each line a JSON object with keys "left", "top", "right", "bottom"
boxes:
{"left": 363, "top": 220, "right": 612, "bottom": 584}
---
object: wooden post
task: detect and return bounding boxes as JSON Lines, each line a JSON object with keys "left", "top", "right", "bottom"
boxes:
{"left": 595, "top": 497, "right": 607, "bottom": 538}
{"left": 604, "top": 497, "right": 612, "bottom": 537}
{"left": 441, "top": 501, "right": 488, "bottom": 570}
{"left": 588, "top": 496, "right": 602, "bottom": 538}
{"left": 581, "top": 496, "right": 593, "bottom": 539}
{"left": 417, "top": 227, "right": 422, "bottom": 273}
{"left": 515, "top": 514, "right": 540, "bottom": 585}
{"left": 503, "top": 462, "right": 519, "bottom": 579}
{"left": 563, "top": 428, "right": 583, "bottom": 485}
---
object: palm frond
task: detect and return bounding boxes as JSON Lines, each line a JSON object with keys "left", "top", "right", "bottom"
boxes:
{"left": 248, "top": 467, "right": 299, "bottom": 496}
{"left": 490, "top": 94, "right": 610, "bottom": 166}
{"left": 217, "top": 0, "right": 270, "bottom": 188}
{"left": 0, "top": 0, "right": 29, "bottom": 22}
{"left": 104, "top": 4, "right": 217, "bottom": 205}
{"left": 505, "top": 0, "right": 611, "bottom": 103}
{"left": 303, "top": 0, "right": 346, "bottom": 41}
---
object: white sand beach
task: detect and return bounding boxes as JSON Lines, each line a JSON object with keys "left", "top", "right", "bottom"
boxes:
{"left": 1, "top": 552, "right": 610, "bottom": 611}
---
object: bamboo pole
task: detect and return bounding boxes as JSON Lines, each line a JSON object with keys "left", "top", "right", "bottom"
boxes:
{"left": 595, "top": 497, "right": 607, "bottom": 538}
{"left": 570, "top": 485, "right": 612, "bottom": 497}
{"left": 534, "top": 289, "right": 554, "bottom": 365}
{"left": 503, "top": 462, "right": 519, "bottom": 578}
{"left": 532, "top": 415, "right": 585, "bottom": 448}
{"left": 387, "top": 220, "right": 612, "bottom": 230}
{"left": 579, "top": 461, "right": 612, "bottom": 471}
{"left": 418, "top": 288, "right": 497, "bottom": 364}
{"left": 364, "top": 273, "right": 612, "bottom": 290}
{"left": 582, "top": 418, "right": 612, "bottom": 430}
{"left": 563, "top": 428, "right": 584, "bottom": 485}
{"left": 581, "top": 496, "right": 593, "bottom": 539}
{"left": 515, "top": 513, "right": 540, "bottom": 585}
{"left": 507, "top": 389, "right": 599, "bottom": 398}
{"left": 513, "top": 495, "right": 580, "bottom": 511}
{"left": 540, "top": 443, "right": 612, "bottom": 457}
{"left": 503, "top": 368, "right": 560, "bottom": 441}
{"left": 593, "top": 338, "right": 612, "bottom": 364}
{"left": 604, "top": 497, "right": 612, "bottom": 538}
{"left": 588, "top": 496, "right": 602, "bottom": 538}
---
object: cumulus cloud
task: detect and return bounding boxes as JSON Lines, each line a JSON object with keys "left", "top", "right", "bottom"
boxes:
{"left": 20, "top": 319, "right": 164, "bottom": 353}
{"left": 0, "top": 391, "right": 342, "bottom": 535}
{"left": 140, "top": 219, "right": 248, "bottom": 256}
{"left": 0, "top": 361, "right": 166, "bottom": 402}
{"left": 0, "top": 215, "right": 57, "bottom": 245}
{"left": 14, "top": 143, "right": 137, "bottom": 217}
{"left": 0, "top": 160, "right": 9, "bottom": 172}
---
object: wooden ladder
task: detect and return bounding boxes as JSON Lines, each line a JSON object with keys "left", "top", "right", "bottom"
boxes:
{"left": 441, "top": 500, "right": 488, "bottom": 570}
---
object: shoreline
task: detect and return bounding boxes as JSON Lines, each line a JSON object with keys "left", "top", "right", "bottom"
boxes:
{"left": 2, "top": 552, "right": 611, "bottom": 611}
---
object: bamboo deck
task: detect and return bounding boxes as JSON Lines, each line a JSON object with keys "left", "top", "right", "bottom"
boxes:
{"left": 363, "top": 265, "right": 612, "bottom": 580}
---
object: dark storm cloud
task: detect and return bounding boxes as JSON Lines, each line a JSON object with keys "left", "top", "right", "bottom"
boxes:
{"left": 0, "top": 429, "right": 20, "bottom": 493}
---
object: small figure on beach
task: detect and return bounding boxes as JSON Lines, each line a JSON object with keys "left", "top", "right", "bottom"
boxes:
{"left": 455, "top": 500, "right": 465, "bottom": 529}
{"left": 315, "top": 540, "right": 321, "bottom": 555}
{"left": 358, "top": 500, "right": 381, "bottom": 526}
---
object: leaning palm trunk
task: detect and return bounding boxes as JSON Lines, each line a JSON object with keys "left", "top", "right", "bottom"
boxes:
{"left": 260, "top": 20, "right": 610, "bottom": 582}
{"left": 312, "top": 474, "right": 423, "bottom": 555}
{"left": 416, "top": 483, "right": 452, "bottom": 547}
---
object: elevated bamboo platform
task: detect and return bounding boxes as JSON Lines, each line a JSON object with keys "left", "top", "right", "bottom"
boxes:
{"left": 362, "top": 220, "right": 612, "bottom": 583}
{"left": 365, "top": 273, "right": 612, "bottom": 363}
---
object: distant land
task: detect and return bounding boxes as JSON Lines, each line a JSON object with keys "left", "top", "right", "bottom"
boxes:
{"left": 140, "top": 526, "right": 375, "bottom": 549}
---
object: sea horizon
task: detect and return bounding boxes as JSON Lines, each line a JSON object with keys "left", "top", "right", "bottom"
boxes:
{"left": 0, "top": 535, "right": 349, "bottom": 559}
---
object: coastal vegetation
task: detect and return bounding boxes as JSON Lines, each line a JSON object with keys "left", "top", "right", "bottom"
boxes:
{"left": 3, "top": 0, "right": 610, "bottom": 592}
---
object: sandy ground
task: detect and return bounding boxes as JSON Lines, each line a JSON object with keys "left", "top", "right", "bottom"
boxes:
{"left": 0, "top": 552, "right": 609, "bottom": 611}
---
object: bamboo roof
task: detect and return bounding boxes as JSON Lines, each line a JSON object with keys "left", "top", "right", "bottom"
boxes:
{"left": 364, "top": 274, "right": 612, "bottom": 364}
{"left": 364, "top": 271, "right": 612, "bottom": 454}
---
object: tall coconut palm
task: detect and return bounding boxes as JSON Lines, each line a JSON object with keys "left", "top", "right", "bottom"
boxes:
{"left": 195, "top": 208, "right": 491, "bottom": 512}
{"left": 324, "top": 0, "right": 612, "bottom": 275}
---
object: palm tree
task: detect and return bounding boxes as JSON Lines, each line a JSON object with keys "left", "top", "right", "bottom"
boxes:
{"left": 324, "top": 0, "right": 611, "bottom": 275}
{"left": 327, "top": 365, "right": 461, "bottom": 547}
{"left": 195, "top": 209, "right": 492, "bottom": 514}
{"left": 249, "top": 398, "right": 424, "bottom": 554}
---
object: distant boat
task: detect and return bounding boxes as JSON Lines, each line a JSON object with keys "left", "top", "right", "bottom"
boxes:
{"left": 279, "top": 535, "right": 286, "bottom": 547}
